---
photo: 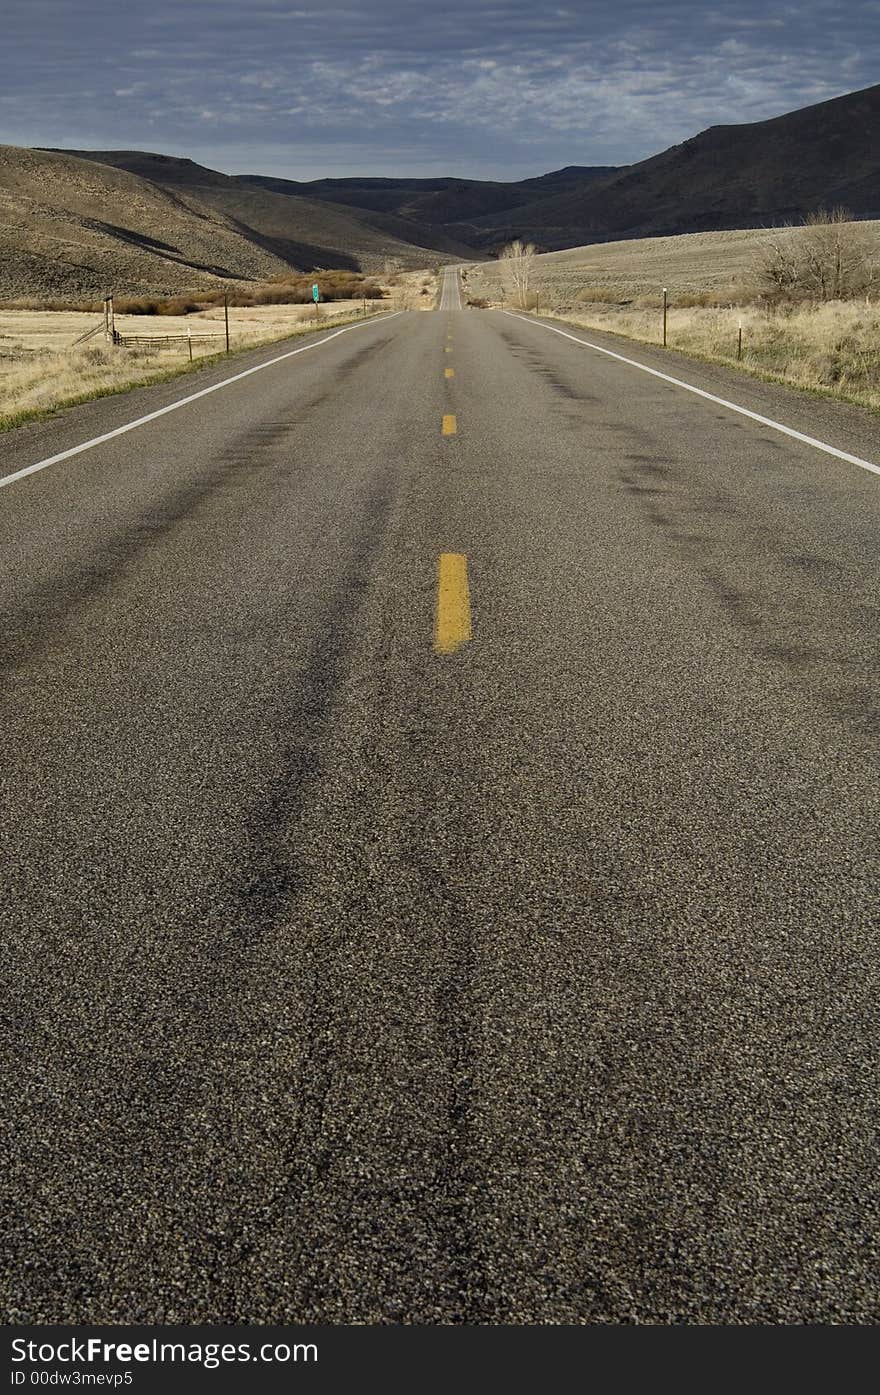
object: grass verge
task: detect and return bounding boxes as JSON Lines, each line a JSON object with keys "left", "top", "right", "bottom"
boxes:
{"left": 512, "top": 305, "right": 880, "bottom": 418}
{"left": 0, "top": 310, "right": 392, "bottom": 435}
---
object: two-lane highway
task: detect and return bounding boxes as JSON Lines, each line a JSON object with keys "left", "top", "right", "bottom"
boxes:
{"left": 438, "top": 265, "right": 464, "bottom": 311}
{"left": 1, "top": 273, "right": 878, "bottom": 1323}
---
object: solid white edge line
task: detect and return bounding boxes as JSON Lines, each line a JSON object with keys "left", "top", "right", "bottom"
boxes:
{"left": 0, "top": 311, "right": 404, "bottom": 492}
{"left": 503, "top": 311, "right": 880, "bottom": 480}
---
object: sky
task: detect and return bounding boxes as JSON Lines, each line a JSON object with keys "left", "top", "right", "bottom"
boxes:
{"left": 2, "top": 1, "right": 879, "bottom": 181}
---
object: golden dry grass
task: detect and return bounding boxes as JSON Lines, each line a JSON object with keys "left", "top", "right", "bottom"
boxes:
{"left": 383, "top": 268, "right": 439, "bottom": 310}
{"left": 466, "top": 223, "right": 880, "bottom": 304}
{"left": 0, "top": 299, "right": 390, "bottom": 426}
{"left": 464, "top": 225, "right": 880, "bottom": 411}
{"left": 524, "top": 301, "right": 880, "bottom": 410}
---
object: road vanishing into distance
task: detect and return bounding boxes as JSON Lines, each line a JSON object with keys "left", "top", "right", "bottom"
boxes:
{"left": 2, "top": 267, "right": 878, "bottom": 1324}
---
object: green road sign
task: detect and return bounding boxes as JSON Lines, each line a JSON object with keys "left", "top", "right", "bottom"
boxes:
{"left": 312, "top": 284, "right": 320, "bottom": 302}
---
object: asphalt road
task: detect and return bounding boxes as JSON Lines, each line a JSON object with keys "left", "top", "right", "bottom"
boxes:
{"left": 1, "top": 270, "right": 878, "bottom": 1324}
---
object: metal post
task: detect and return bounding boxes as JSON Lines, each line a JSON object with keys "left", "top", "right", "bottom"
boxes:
{"left": 188, "top": 325, "right": 193, "bottom": 362}
{"left": 737, "top": 323, "right": 743, "bottom": 361}
{"left": 224, "top": 295, "right": 230, "bottom": 354}
{"left": 536, "top": 291, "right": 540, "bottom": 315}
{"left": 662, "top": 288, "right": 667, "bottom": 347}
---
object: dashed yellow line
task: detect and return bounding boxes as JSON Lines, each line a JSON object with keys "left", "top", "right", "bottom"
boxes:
{"left": 434, "top": 553, "right": 471, "bottom": 655}
{"left": 445, "top": 367, "right": 454, "bottom": 378}
{"left": 445, "top": 346, "right": 453, "bottom": 353}
{"left": 442, "top": 414, "right": 457, "bottom": 435}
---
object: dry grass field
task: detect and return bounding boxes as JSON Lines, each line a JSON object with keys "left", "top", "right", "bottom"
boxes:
{"left": 0, "top": 303, "right": 362, "bottom": 427}
{"left": 464, "top": 223, "right": 880, "bottom": 303}
{"left": 463, "top": 224, "right": 880, "bottom": 411}
{"left": 0, "top": 268, "right": 438, "bottom": 428}
{"left": 523, "top": 300, "right": 880, "bottom": 412}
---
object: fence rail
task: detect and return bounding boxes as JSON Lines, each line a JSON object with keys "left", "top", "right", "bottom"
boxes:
{"left": 112, "top": 331, "right": 225, "bottom": 347}
{"left": 71, "top": 323, "right": 104, "bottom": 347}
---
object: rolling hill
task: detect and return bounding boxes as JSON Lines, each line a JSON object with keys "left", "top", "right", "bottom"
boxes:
{"left": 2, "top": 80, "right": 879, "bottom": 301}
{"left": 0, "top": 146, "right": 476, "bottom": 301}
{"left": 58, "top": 150, "right": 480, "bottom": 266}
{"left": 461, "top": 82, "right": 880, "bottom": 249}
{"left": 237, "top": 166, "right": 619, "bottom": 226}
{"left": 0, "top": 146, "right": 294, "bottom": 300}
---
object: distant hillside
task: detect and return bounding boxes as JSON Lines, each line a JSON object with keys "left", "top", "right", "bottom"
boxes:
{"left": 60, "top": 83, "right": 880, "bottom": 259}
{"left": 51, "top": 150, "right": 474, "bottom": 272}
{"left": 238, "top": 167, "right": 620, "bottom": 228}
{"left": 4, "top": 80, "right": 880, "bottom": 300}
{"left": 467, "top": 82, "right": 880, "bottom": 249}
{"left": 0, "top": 146, "right": 292, "bottom": 300}
{"left": 0, "top": 144, "right": 467, "bottom": 302}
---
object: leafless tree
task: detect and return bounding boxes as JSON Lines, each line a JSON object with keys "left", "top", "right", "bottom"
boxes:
{"left": 755, "top": 209, "right": 879, "bottom": 303}
{"left": 499, "top": 239, "right": 537, "bottom": 308}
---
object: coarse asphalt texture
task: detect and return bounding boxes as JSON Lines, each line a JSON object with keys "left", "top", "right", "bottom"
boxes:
{"left": 1, "top": 269, "right": 878, "bottom": 1324}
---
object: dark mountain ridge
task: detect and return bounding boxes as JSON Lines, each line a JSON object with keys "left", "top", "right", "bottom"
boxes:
{"left": 26, "top": 80, "right": 880, "bottom": 282}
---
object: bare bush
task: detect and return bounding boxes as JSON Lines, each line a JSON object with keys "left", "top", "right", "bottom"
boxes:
{"left": 499, "top": 239, "right": 537, "bottom": 308}
{"left": 575, "top": 285, "right": 626, "bottom": 304}
{"left": 0, "top": 273, "right": 385, "bottom": 316}
{"left": 755, "top": 209, "right": 880, "bottom": 304}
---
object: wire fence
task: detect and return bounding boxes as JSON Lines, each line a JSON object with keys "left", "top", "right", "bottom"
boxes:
{"left": 111, "top": 330, "right": 225, "bottom": 348}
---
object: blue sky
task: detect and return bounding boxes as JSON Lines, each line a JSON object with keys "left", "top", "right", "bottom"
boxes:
{"left": 3, "top": 1, "right": 879, "bottom": 179}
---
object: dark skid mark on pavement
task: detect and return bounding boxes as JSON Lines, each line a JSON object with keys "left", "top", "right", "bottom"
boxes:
{"left": 0, "top": 334, "right": 397, "bottom": 677}
{"left": 7, "top": 464, "right": 405, "bottom": 1324}
{"left": 397, "top": 806, "right": 491, "bottom": 1322}
{"left": 162, "top": 469, "right": 406, "bottom": 1317}
{"left": 490, "top": 325, "right": 600, "bottom": 406}
{"left": 620, "top": 455, "right": 880, "bottom": 734}
{"left": 233, "top": 472, "right": 397, "bottom": 928}
{"left": 183, "top": 460, "right": 492, "bottom": 1321}
{"left": 0, "top": 434, "right": 291, "bottom": 676}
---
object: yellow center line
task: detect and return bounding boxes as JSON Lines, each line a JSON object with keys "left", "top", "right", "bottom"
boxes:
{"left": 445, "top": 346, "right": 453, "bottom": 353}
{"left": 444, "top": 367, "right": 454, "bottom": 378}
{"left": 442, "top": 414, "right": 457, "bottom": 435}
{"left": 435, "top": 553, "right": 472, "bottom": 655}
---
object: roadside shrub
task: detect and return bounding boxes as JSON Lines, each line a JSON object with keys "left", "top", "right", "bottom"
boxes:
{"left": 0, "top": 273, "right": 386, "bottom": 317}
{"left": 575, "top": 285, "right": 623, "bottom": 304}
{"left": 754, "top": 209, "right": 880, "bottom": 304}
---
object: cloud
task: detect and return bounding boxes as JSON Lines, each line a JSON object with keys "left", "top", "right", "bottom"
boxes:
{"left": 3, "top": 0, "right": 878, "bottom": 178}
